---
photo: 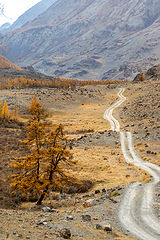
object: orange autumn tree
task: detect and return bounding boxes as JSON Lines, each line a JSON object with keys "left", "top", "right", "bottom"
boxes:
{"left": 29, "top": 96, "right": 46, "bottom": 122}
{"left": 1, "top": 100, "right": 10, "bottom": 120}
{"left": 10, "top": 98, "right": 46, "bottom": 200}
{"left": 36, "top": 124, "right": 73, "bottom": 205}
{"left": 11, "top": 104, "right": 18, "bottom": 121}
{"left": 10, "top": 119, "right": 45, "bottom": 200}
{"left": 10, "top": 97, "right": 73, "bottom": 204}
{"left": 0, "top": 101, "right": 2, "bottom": 117}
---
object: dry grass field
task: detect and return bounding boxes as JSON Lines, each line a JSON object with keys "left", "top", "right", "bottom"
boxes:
{"left": 0, "top": 80, "right": 159, "bottom": 240}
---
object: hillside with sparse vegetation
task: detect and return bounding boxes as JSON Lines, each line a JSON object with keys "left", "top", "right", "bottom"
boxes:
{"left": 0, "top": 54, "right": 22, "bottom": 70}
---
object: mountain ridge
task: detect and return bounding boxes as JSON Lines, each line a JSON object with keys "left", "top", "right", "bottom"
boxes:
{"left": 0, "top": 0, "right": 160, "bottom": 80}
{"left": 0, "top": 0, "right": 57, "bottom": 33}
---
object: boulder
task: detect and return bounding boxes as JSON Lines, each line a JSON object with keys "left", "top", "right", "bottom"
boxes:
{"left": 83, "top": 199, "right": 97, "bottom": 207}
{"left": 96, "top": 223, "right": 112, "bottom": 232}
{"left": 42, "top": 206, "right": 56, "bottom": 212}
{"left": 59, "top": 228, "right": 71, "bottom": 239}
{"left": 66, "top": 215, "right": 73, "bottom": 221}
{"left": 38, "top": 219, "right": 47, "bottom": 225}
{"left": 81, "top": 214, "right": 91, "bottom": 222}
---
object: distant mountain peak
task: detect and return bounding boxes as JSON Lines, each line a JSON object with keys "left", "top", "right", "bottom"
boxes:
{"left": 0, "top": 0, "right": 58, "bottom": 33}
{"left": 0, "top": 3, "right": 12, "bottom": 28}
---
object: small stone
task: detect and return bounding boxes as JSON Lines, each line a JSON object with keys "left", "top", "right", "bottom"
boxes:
{"left": 82, "top": 214, "right": 91, "bottom": 222}
{"left": 96, "top": 224, "right": 103, "bottom": 230}
{"left": 42, "top": 206, "right": 57, "bottom": 212}
{"left": 102, "top": 188, "right": 106, "bottom": 193}
{"left": 66, "top": 215, "right": 73, "bottom": 221}
{"left": 39, "top": 219, "right": 47, "bottom": 225}
{"left": 59, "top": 228, "right": 71, "bottom": 239}
{"left": 104, "top": 224, "right": 112, "bottom": 232}
{"left": 96, "top": 223, "right": 112, "bottom": 232}
{"left": 95, "top": 190, "right": 100, "bottom": 194}
{"left": 83, "top": 199, "right": 96, "bottom": 207}
{"left": 146, "top": 150, "right": 151, "bottom": 154}
{"left": 42, "top": 206, "right": 52, "bottom": 212}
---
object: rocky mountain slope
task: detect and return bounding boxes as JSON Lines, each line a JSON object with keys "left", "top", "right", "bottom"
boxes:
{"left": 144, "top": 64, "right": 160, "bottom": 80}
{"left": 0, "top": 0, "right": 160, "bottom": 80}
{"left": 0, "top": 54, "right": 57, "bottom": 82}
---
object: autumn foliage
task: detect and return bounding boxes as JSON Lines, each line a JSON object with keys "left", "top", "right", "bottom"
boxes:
{"left": 0, "top": 100, "right": 21, "bottom": 123}
{"left": 0, "top": 54, "right": 22, "bottom": 70}
{"left": 0, "top": 100, "right": 11, "bottom": 121}
{"left": 10, "top": 97, "right": 73, "bottom": 204}
{"left": 0, "top": 74, "right": 126, "bottom": 91}
{"left": 138, "top": 72, "right": 145, "bottom": 81}
{"left": 29, "top": 96, "right": 47, "bottom": 121}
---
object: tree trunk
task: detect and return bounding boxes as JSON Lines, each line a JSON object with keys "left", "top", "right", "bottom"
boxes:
{"left": 36, "top": 186, "right": 48, "bottom": 205}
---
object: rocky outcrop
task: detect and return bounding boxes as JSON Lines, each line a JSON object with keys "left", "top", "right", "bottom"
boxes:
{"left": 145, "top": 64, "right": 160, "bottom": 80}
{"left": 133, "top": 64, "right": 160, "bottom": 81}
{"left": 0, "top": 0, "right": 160, "bottom": 80}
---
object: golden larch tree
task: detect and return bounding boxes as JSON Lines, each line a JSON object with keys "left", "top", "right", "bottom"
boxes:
{"left": 10, "top": 98, "right": 74, "bottom": 204}
{"left": 10, "top": 98, "right": 46, "bottom": 200}
{"left": 0, "top": 101, "right": 2, "bottom": 117}
{"left": 11, "top": 104, "right": 18, "bottom": 121}
{"left": 10, "top": 119, "right": 45, "bottom": 200}
{"left": 36, "top": 124, "right": 73, "bottom": 205}
{"left": 29, "top": 96, "right": 46, "bottom": 122}
{"left": 1, "top": 100, "right": 10, "bottom": 120}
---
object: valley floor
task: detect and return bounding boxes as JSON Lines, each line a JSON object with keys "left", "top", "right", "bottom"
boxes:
{"left": 0, "top": 79, "right": 159, "bottom": 239}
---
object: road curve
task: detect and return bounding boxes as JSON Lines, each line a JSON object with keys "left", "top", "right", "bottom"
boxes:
{"left": 104, "top": 88, "right": 126, "bottom": 132}
{"left": 104, "top": 88, "right": 160, "bottom": 240}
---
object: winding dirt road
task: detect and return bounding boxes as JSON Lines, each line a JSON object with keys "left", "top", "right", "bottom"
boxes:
{"left": 104, "top": 88, "right": 160, "bottom": 240}
{"left": 104, "top": 88, "right": 126, "bottom": 132}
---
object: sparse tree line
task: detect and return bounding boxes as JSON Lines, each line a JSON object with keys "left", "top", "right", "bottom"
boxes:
{"left": 0, "top": 75, "right": 126, "bottom": 90}
{"left": 4, "top": 96, "right": 75, "bottom": 205}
